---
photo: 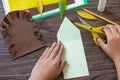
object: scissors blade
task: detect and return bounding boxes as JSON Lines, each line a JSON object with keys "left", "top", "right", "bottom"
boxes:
{"left": 78, "top": 17, "right": 105, "bottom": 34}
{"left": 78, "top": 17, "right": 91, "bottom": 26}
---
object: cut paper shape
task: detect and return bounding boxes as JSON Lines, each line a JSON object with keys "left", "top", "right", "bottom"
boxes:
{"left": 37, "top": 0, "right": 43, "bottom": 15}
{"left": 77, "top": 10, "right": 97, "bottom": 20}
{"left": 58, "top": 0, "right": 67, "bottom": 19}
{"left": 57, "top": 17, "right": 89, "bottom": 79}
{"left": 1, "top": 11, "right": 46, "bottom": 60}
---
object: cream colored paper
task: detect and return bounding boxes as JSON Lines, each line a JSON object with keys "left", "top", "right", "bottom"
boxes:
{"left": 57, "top": 17, "right": 89, "bottom": 79}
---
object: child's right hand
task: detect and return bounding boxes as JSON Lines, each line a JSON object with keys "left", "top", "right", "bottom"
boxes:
{"left": 97, "top": 24, "right": 120, "bottom": 64}
{"left": 29, "top": 41, "right": 66, "bottom": 80}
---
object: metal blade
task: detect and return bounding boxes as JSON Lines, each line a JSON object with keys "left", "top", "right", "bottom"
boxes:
{"left": 78, "top": 17, "right": 91, "bottom": 26}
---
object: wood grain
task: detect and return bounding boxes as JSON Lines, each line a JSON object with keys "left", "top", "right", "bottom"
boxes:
{"left": 0, "top": 0, "right": 120, "bottom": 80}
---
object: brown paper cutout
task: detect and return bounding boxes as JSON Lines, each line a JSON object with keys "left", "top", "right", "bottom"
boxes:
{"left": 1, "top": 11, "right": 46, "bottom": 60}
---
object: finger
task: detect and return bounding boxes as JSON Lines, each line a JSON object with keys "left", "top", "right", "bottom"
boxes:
{"left": 115, "top": 25, "right": 120, "bottom": 33}
{"left": 103, "top": 26, "right": 112, "bottom": 40}
{"left": 50, "top": 41, "right": 61, "bottom": 59}
{"left": 55, "top": 44, "right": 64, "bottom": 61}
{"left": 40, "top": 47, "right": 49, "bottom": 60}
{"left": 44, "top": 42, "right": 57, "bottom": 58}
{"left": 97, "top": 38, "right": 106, "bottom": 50}
{"left": 58, "top": 61, "right": 67, "bottom": 74}
{"left": 107, "top": 24, "right": 119, "bottom": 35}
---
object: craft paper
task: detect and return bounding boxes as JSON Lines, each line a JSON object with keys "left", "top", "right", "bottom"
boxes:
{"left": 8, "top": 0, "right": 58, "bottom": 11}
{"left": 57, "top": 17, "right": 89, "bottom": 79}
{"left": 1, "top": 11, "right": 46, "bottom": 60}
{"left": 58, "top": 0, "right": 67, "bottom": 19}
{"left": 2, "top": 0, "right": 88, "bottom": 20}
{"left": 77, "top": 10, "right": 97, "bottom": 20}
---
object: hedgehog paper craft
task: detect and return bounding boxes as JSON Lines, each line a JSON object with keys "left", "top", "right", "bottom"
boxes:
{"left": 1, "top": 11, "right": 46, "bottom": 60}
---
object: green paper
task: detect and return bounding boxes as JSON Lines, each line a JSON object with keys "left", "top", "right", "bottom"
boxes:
{"left": 57, "top": 17, "right": 89, "bottom": 79}
{"left": 58, "top": 0, "right": 67, "bottom": 19}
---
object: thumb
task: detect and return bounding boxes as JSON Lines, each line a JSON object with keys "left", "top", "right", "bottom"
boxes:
{"left": 97, "top": 38, "right": 106, "bottom": 49}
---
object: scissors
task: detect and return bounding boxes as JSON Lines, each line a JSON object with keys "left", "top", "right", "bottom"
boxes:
{"left": 75, "top": 17, "right": 107, "bottom": 46}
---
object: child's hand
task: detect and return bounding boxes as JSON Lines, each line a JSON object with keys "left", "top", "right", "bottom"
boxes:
{"left": 97, "top": 25, "right": 120, "bottom": 63}
{"left": 29, "top": 41, "right": 67, "bottom": 80}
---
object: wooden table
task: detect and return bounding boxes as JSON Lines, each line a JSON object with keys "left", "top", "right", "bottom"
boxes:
{"left": 0, "top": 0, "right": 120, "bottom": 80}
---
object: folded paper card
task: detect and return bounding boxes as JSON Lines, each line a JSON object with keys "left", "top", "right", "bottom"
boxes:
{"left": 57, "top": 17, "right": 89, "bottom": 79}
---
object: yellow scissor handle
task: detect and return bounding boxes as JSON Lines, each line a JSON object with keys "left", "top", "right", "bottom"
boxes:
{"left": 75, "top": 22, "right": 107, "bottom": 34}
{"left": 91, "top": 32, "right": 106, "bottom": 46}
{"left": 92, "top": 26, "right": 107, "bottom": 34}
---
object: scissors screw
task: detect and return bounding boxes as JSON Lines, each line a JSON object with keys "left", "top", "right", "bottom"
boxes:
{"left": 90, "top": 28, "right": 93, "bottom": 30}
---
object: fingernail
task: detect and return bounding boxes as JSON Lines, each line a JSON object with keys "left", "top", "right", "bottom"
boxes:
{"left": 106, "top": 24, "right": 112, "bottom": 26}
{"left": 97, "top": 38, "right": 100, "bottom": 41}
{"left": 46, "top": 47, "right": 49, "bottom": 49}
{"left": 60, "top": 45, "right": 64, "bottom": 51}
{"left": 52, "top": 42, "right": 56, "bottom": 46}
{"left": 64, "top": 61, "right": 67, "bottom": 65}
{"left": 107, "top": 24, "right": 113, "bottom": 27}
{"left": 45, "top": 47, "right": 49, "bottom": 51}
{"left": 58, "top": 40, "right": 61, "bottom": 44}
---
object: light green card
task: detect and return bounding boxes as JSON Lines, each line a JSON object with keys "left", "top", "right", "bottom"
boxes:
{"left": 57, "top": 17, "right": 89, "bottom": 79}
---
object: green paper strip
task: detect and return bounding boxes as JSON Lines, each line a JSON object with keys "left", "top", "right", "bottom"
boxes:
{"left": 58, "top": 0, "right": 67, "bottom": 19}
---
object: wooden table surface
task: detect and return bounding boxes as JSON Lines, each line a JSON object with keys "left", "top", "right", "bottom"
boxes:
{"left": 0, "top": 0, "right": 120, "bottom": 80}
